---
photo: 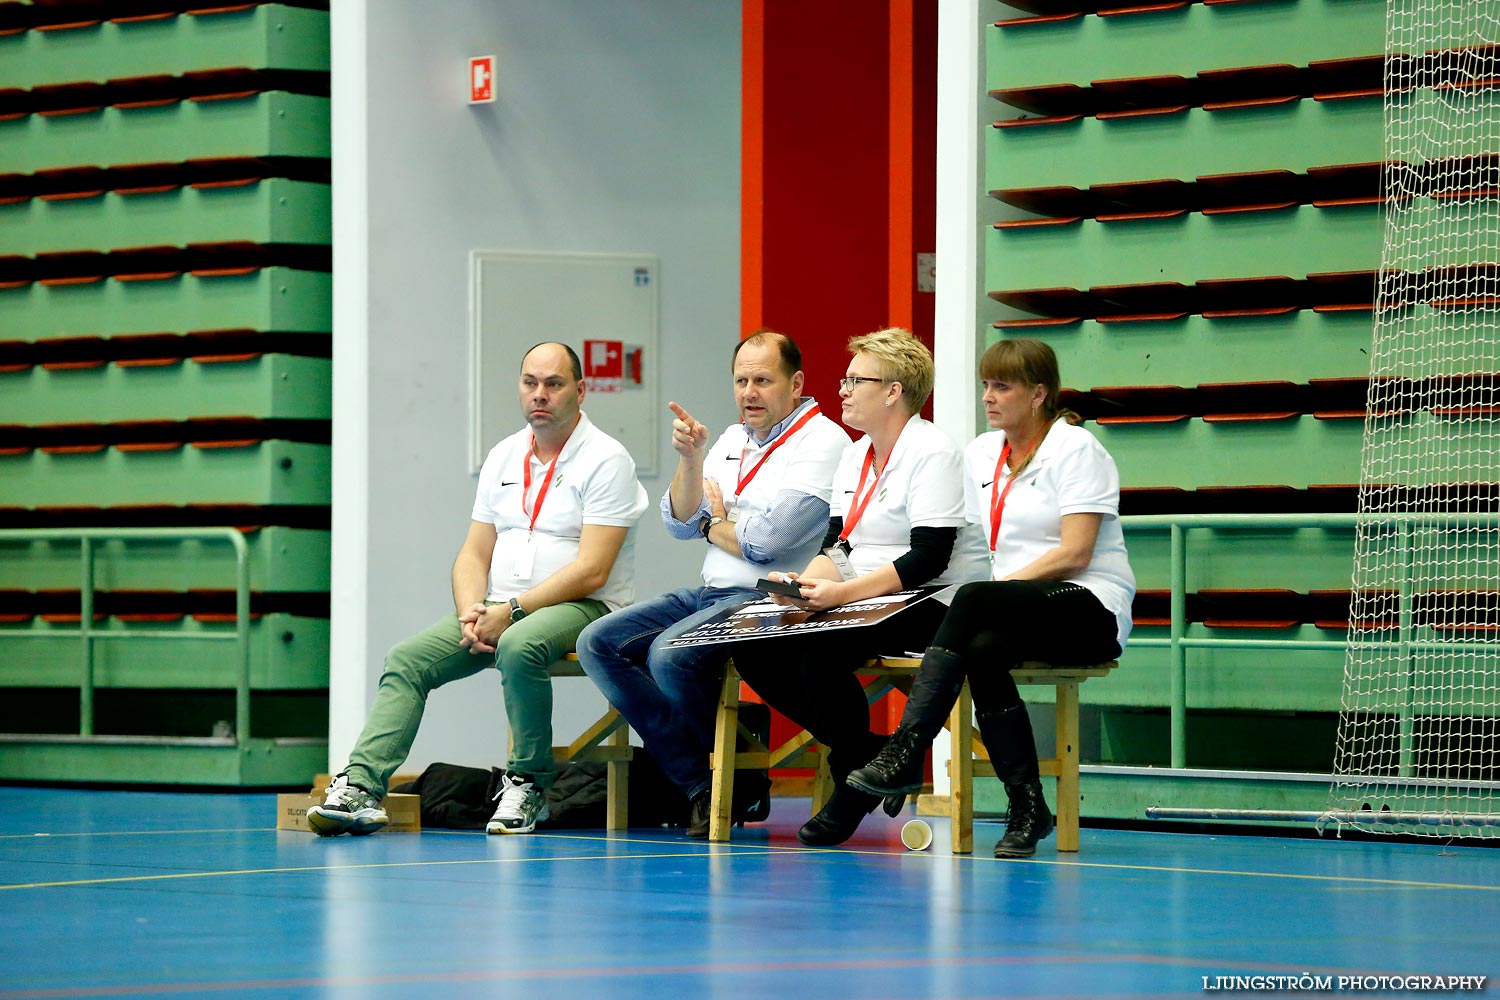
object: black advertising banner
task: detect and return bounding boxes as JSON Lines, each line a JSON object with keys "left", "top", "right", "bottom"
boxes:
{"left": 661, "top": 586, "right": 953, "bottom": 649}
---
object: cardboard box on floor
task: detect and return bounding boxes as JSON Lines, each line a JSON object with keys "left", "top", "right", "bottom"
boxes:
{"left": 277, "top": 791, "right": 422, "bottom": 833}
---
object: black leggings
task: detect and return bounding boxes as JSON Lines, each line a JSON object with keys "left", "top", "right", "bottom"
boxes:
{"left": 931, "top": 580, "right": 1121, "bottom": 716}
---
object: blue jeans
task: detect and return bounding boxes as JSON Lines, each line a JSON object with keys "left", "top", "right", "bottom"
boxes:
{"left": 576, "top": 586, "right": 760, "bottom": 799}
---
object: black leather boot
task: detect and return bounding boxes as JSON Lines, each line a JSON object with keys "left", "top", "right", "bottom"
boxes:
{"left": 797, "top": 783, "right": 881, "bottom": 846}
{"left": 993, "top": 780, "right": 1054, "bottom": 858}
{"left": 846, "top": 647, "right": 968, "bottom": 801}
{"left": 900, "top": 646, "right": 969, "bottom": 738}
{"left": 977, "top": 703, "right": 1054, "bottom": 857}
{"left": 846, "top": 724, "right": 927, "bottom": 797}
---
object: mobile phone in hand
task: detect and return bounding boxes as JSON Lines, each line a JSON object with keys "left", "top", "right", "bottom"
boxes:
{"left": 756, "top": 577, "right": 805, "bottom": 599}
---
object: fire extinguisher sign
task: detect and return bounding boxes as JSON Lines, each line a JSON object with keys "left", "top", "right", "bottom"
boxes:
{"left": 469, "top": 56, "right": 496, "bottom": 104}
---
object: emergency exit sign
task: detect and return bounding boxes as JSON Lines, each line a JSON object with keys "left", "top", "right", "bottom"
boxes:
{"left": 469, "top": 55, "right": 495, "bottom": 104}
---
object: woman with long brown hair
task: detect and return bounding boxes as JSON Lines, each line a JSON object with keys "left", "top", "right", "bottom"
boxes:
{"left": 847, "top": 337, "right": 1135, "bottom": 857}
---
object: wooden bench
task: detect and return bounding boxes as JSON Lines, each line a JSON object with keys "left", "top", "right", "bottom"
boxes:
{"left": 535, "top": 655, "right": 633, "bottom": 829}
{"left": 707, "top": 656, "right": 1117, "bottom": 853}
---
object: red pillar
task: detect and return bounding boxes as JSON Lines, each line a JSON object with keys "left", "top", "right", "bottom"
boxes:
{"left": 741, "top": 0, "right": 938, "bottom": 770}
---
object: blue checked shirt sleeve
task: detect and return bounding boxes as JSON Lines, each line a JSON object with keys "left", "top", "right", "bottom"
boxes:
{"left": 737, "top": 491, "right": 831, "bottom": 565}
{"left": 660, "top": 489, "right": 710, "bottom": 540}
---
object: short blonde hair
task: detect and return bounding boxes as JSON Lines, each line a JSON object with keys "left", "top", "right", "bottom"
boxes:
{"left": 846, "top": 327, "right": 934, "bottom": 415}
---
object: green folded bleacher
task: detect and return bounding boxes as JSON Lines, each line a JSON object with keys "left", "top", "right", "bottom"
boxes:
{"left": 0, "top": 5, "right": 330, "bottom": 90}
{"left": 983, "top": 0, "right": 1394, "bottom": 813}
{"left": 2, "top": 91, "right": 330, "bottom": 175}
{"left": 0, "top": 267, "right": 331, "bottom": 341}
{"left": 0, "top": 354, "right": 331, "bottom": 423}
{"left": 989, "top": 0, "right": 1383, "bottom": 87}
{"left": 2, "top": 178, "right": 330, "bottom": 256}
{"left": 0, "top": 3, "right": 331, "bottom": 786}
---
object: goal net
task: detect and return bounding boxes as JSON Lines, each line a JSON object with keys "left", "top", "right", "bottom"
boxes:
{"left": 1328, "top": 3, "right": 1500, "bottom": 836}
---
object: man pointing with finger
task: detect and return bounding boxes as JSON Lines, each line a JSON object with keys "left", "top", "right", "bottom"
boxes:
{"left": 577, "top": 330, "right": 847, "bottom": 837}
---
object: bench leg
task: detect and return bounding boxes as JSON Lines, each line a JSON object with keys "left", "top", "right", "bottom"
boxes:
{"left": 708, "top": 666, "right": 740, "bottom": 842}
{"left": 811, "top": 750, "right": 833, "bottom": 816}
{"left": 1054, "top": 682, "right": 1081, "bottom": 852}
{"left": 949, "top": 679, "right": 974, "bottom": 855}
{"left": 606, "top": 723, "right": 629, "bottom": 831}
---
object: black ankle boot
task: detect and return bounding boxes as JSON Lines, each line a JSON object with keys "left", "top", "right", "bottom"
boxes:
{"left": 797, "top": 784, "right": 880, "bottom": 846}
{"left": 846, "top": 725, "right": 927, "bottom": 797}
{"left": 993, "top": 780, "right": 1054, "bottom": 857}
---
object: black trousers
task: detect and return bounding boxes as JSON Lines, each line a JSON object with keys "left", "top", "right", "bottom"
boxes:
{"left": 929, "top": 580, "right": 1121, "bottom": 717}
{"left": 731, "top": 598, "right": 949, "bottom": 781}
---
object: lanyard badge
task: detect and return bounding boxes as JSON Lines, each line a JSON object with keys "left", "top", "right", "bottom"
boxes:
{"left": 827, "top": 446, "right": 881, "bottom": 582}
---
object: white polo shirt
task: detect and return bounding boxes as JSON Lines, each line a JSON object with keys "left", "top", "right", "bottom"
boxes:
{"left": 832, "top": 416, "right": 990, "bottom": 586}
{"left": 472, "top": 411, "right": 649, "bottom": 611}
{"left": 699, "top": 399, "right": 848, "bottom": 589}
{"left": 964, "top": 420, "right": 1136, "bottom": 647}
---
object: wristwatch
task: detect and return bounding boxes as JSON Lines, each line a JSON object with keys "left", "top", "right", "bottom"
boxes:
{"left": 701, "top": 515, "right": 726, "bottom": 541}
{"left": 508, "top": 597, "right": 528, "bottom": 622}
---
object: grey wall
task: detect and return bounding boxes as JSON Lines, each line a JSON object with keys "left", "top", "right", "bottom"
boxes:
{"left": 345, "top": 0, "right": 741, "bottom": 774}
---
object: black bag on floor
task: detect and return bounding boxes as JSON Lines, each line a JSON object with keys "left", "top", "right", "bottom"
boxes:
{"left": 392, "top": 748, "right": 696, "bottom": 830}
{"left": 394, "top": 732, "right": 774, "bottom": 831}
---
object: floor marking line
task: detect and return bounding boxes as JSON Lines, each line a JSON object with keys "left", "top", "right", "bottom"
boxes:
{"left": 0, "top": 828, "right": 271, "bottom": 841}
{"left": 6, "top": 827, "right": 1494, "bottom": 894}
{"left": 0, "top": 848, "right": 807, "bottom": 892}
{"left": 0, "top": 951, "right": 1343, "bottom": 998}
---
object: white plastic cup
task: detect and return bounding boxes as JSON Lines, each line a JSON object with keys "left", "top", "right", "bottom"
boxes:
{"left": 901, "top": 819, "right": 933, "bottom": 851}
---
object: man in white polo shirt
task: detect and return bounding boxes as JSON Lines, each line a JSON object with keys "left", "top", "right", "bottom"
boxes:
{"left": 576, "top": 330, "right": 848, "bottom": 837}
{"left": 310, "top": 342, "right": 648, "bottom": 837}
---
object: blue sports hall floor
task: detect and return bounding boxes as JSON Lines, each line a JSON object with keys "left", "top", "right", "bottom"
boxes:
{"left": 1, "top": 785, "right": 1496, "bottom": 999}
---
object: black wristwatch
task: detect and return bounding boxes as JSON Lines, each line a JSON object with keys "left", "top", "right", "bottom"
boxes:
{"left": 701, "top": 515, "right": 726, "bottom": 541}
{"left": 508, "top": 597, "right": 528, "bottom": 622}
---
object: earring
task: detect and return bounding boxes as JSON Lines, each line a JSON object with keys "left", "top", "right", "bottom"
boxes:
{"left": 884, "top": 400, "right": 893, "bottom": 407}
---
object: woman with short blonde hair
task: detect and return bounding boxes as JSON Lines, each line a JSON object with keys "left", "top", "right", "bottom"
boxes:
{"left": 845, "top": 327, "right": 935, "bottom": 415}
{"left": 731, "top": 327, "right": 989, "bottom": 846}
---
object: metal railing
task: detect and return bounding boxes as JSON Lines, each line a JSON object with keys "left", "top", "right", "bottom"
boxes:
{"left": 1118, "top": 512, "right": 1500, "bottom": 770}
{"left": 0, "top": 527, "right": 252, "bottom": 744}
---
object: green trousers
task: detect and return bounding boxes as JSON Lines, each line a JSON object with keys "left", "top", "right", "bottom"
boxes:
{"left": 343, "top": 599, "right": 609, "bottom": 797}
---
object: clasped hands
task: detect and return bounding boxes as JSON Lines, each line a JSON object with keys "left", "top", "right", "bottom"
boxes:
{"left": 458, "top": 602, "right": 508, "bottom": 655}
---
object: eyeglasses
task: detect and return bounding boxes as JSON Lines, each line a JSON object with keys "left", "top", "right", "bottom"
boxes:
{"left": 839, "top": 376, "right": 887, "bottom": 391}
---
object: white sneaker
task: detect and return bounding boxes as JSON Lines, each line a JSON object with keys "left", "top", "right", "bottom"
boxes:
{"left": 486, "top": 773, "right": 549, "bottom": 834}
{"left": 307, "top": 774, "right": 388, "bottom": 837}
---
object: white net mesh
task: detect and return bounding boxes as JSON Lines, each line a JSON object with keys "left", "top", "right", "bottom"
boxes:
{"left": 1329, "top": 4, "right": 1500, "bottom": 836}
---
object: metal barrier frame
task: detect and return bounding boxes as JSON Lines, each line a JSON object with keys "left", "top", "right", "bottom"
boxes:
{"left": 0, "top": 527, "right": 252, "bottom": 744}
{"left": 1119, "top": 512, "right": 1500, "bottom": 772}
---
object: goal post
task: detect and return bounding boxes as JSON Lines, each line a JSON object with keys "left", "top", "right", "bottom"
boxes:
{"left": 1328, "top": 3, "right": 1500, "bottom": 836}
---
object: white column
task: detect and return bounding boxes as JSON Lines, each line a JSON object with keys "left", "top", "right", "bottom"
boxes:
{"left": 930, "top": 0, "right": 985, "bottom": 798}
{"left": 328, "top": 0, "right": 371, "bottom": 775}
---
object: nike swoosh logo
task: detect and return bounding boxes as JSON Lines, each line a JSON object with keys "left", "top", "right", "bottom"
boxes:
{"left": 982, "top": 480, "right": 994, "bottom": 488}
{"left": 843, "top": 489, "right": 855, "bottom": 494}
{"left": 501, "top": 481, "right": 519, "bottom": 486}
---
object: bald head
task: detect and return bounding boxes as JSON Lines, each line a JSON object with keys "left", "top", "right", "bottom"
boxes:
{"left": 522, "top": 342, "right": 583, "bottom": 382}
{"left": 518, "top": 342, "right": 584, "bottom": 440}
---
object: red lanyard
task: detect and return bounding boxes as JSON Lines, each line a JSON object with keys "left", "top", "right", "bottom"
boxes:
{"left": 839, "top": 446, "right": 880, "bottom": 542}
{"left": 736, "top": 404, "right": 820, "bottom": 494}
{"left": 988, "top": 432, "right": 1042, "bottom": 553}
{"left": 522, "top": 436, "right": 566, "bottom": 534}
